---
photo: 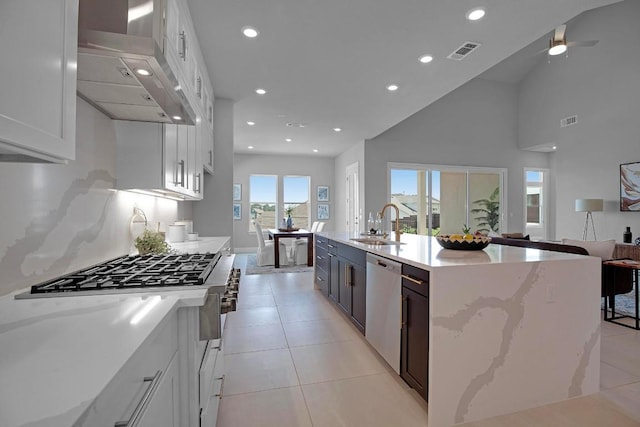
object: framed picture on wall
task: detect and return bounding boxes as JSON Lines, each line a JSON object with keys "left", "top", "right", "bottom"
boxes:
{"left": 317, "top": 203, "right": 329, "bottom": 220}
{"left": 317, "top": 185, "right": 329, "bottom": 202}
{"left": 620, "top": 162, "right": 640, "bottom": 211}
{"left": 233, "top": 183, "right": 242, "bottom": 201}
{"left": 233, "top": 203, "right": 241, "bottom": 220}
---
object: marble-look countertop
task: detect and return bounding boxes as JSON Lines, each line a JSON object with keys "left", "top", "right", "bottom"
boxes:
{"left": 317, "top": 231, "right": 588, "bottom": 270}
{"left": 0, "top": 236, "right": 231, "bottom": 427}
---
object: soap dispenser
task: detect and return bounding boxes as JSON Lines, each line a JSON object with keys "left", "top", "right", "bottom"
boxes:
{"left": 623, "top": 226, "right": 632, "bottom": 243}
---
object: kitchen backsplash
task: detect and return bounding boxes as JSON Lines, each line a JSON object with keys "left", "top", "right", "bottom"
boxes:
{"left": 0, "top": 98, "right": 190, "bottom": 297}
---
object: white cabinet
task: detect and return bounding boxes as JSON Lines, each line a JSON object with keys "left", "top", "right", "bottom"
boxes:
{"left": 0, "top": 0, "right": 77, "bottom": 163}
{"left": 138, "top": 353, "right": 180, "bottom": 427}
{"left": 77, "top": 311, "right": 179, "bottom": 426}
{"left": 115, "top": 121, "right": 203, "bottom": 200}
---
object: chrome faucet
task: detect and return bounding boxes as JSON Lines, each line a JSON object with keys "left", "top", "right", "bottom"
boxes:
{"left": 379, "top": 203, "right": 401, "bottom": 242}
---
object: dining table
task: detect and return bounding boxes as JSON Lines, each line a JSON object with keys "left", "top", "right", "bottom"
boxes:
{"left": 267, "top": 228, "right": 314, "bottom": 268}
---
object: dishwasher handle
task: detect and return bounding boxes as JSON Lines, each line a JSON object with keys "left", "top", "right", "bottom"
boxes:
{"left": 366, "top": 253, "right": 401, "bottom": 274}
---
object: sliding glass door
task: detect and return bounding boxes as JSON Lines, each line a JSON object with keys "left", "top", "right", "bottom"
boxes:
{"left": 389, "top": 164, "right": 505, "bottom": 236}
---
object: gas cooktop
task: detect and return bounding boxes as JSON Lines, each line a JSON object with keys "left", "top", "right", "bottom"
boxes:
{"left": 27, "top": 253, "right": 220, "bottom": 295}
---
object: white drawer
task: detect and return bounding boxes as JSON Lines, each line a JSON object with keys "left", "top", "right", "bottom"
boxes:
{"left": 77, "top": 312, "right": 179, "bottom": 426}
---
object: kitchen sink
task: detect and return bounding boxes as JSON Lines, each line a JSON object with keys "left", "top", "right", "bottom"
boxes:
{"left": 350, "top": 237, "right": 405, "bottom": 246}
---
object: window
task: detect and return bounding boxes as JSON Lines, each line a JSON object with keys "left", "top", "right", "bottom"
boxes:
{"left": 250, "top": 175, "right": 277, "bottom": 230}
{"left": 389, "top": 164, "right": 505, "bottom": 235}
{"left": 283, "top": 176, "right": 310, "bottom": 229}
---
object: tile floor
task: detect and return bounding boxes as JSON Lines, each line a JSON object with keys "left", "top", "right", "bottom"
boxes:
{"left": 216, "top": 255, "right": 640, "bottom": 427}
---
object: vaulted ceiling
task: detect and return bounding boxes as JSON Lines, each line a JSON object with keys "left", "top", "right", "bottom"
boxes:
{"left": 187, "top": 0, "right": 620, "bottom": 157}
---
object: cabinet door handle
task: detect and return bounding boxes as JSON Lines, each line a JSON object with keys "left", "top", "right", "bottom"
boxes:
{"left": 196, "top": 173, "right": 201, "bottom": 193}
{"left": 215, "top": 374, "right": 225, "bottom": 399}
{"left": 401, "top": 296, "right": 408, "bottom": 329}
{"left": 208, "top": 150, "right": 213, "bottom": 166}
{"left": 196, "top": 76, "right": 202, "bottom": 98}
{"left": 179, "top": 31, "right": 186, "bottom": 60}
{"left": 114, "top": 370, "right": 162, "bottom": 427}
{"left": 345, "top": 264, "right": 352, "bottom": 287}
{"left": 401, "top": 274, "right": 424, "bottom": 285}
{"left": 376, "top": 260, "right": 387, "bottom": 268}
{"left": 316, "top": 275, "right": 323, "bottom": 282}
{"left": 178, "top": 160, "right": 185, "bottom": 187}
{"left": 328, "top": 253, "right": 335, "bottom": 258}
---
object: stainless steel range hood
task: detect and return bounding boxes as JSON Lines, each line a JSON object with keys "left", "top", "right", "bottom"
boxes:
{"left": 77, "top": 0, "right": 195, "bottom": 125}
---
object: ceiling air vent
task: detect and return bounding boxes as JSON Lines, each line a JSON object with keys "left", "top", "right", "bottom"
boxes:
{"left": 561, "top": 115, "right": 577, "bottom": 127}
{"left": 447, "top": 41, "right": 481, "bottom": 60}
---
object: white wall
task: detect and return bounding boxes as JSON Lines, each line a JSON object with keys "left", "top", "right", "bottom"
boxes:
{"left": 233, "top": 153, "right": 335, "bottom": 249}
{"left": 0, "top": 99, "right": 187, "bottom": 297}
{"left": 364, "top": 78, "right": 549, "bottom": 235}
{"left": 518, "top": 0, "right": 640, "bottom": 241}
{"left": 192, "top": 98, "right": 235, "bottom": 247}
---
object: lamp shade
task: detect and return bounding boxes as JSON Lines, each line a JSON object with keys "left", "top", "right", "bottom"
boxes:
{"left": 575, "top": 198, "right": 603, "bottom": 212}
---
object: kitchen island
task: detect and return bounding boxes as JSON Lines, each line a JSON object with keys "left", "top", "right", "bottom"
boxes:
{"left": 316, "top": 232, "right": 601, "bottom": 427}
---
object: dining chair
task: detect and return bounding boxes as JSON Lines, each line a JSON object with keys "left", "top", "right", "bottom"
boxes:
{"left": 253, "top": 220, "right": 289, "bottom": 266}
{"left": 292, "top": 221, "right": 324, "bottom": 265}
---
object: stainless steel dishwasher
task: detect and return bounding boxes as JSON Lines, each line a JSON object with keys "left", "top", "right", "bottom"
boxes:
{"left": 365, "top": 253, "right": 402, "bottom": 374}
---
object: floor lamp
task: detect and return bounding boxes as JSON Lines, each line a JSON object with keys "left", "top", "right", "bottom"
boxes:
{"left": 575, "top": 198, "right": 603, "bottom": 240}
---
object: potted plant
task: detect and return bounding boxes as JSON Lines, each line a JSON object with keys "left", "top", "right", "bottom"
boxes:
{"left": 285, "top": 206, "right": 294, "bottom": 229}
{"left": 135, "top": 229, "right": 171, "bottom": 255}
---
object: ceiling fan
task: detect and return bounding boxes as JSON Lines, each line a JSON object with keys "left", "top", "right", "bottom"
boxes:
{"left": 540, "top": 24, "right": 599, "bottom": 56}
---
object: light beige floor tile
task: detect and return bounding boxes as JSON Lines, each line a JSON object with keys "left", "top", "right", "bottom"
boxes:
{"left": 223, "top": 349, "right": 299, "bottom": 396}
{"left": 302, "top": 373, "right": 428, "bottom": 427}
{"left": 236, "top": 280, "right": 273, "bottom": 296}
{"left": 282, "top": 317, "right": 360, "bottom": 347}
{"left": 270, "top": 275, "right": 315, "bottom": 294}
{"left": 235, "top": 293, "right": 276, "bottom": 310}
{"left": 217, "top": 386, "right": 312, "bottom": 427}
{"left": 290, "top": 339, "right": 387, "bottom": 384}
{"left": 460, "top": 394, "right": 640, "bottom": 427}
{"left": 601, "top": 318, "right": 636, "bottom": 337}
{"left": 277, "top": 300, "right": 341, "bottom": 323}
{"left": 601, "top": 361, "right": 640, "bottom": 389}
{"left": 602, "top": 333, "right": 640, "bottom": 377}
{"left": 224, "top": 306, "right": 281, "bottom": 329}
{"left": 601, "top": 382, "right": 640, "bottom": 422}
{"left": 273, "top": 290, "right": 327, "bottom": 306}
{"left": 224, "top": 323, "right": 288, "bottom": 354}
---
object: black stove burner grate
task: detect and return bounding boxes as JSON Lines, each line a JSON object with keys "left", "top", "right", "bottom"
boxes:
{"left": 31, "top": 253, "right": 219, "bottom": 294}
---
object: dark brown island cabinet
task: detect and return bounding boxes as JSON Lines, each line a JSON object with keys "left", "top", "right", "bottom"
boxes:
{"left": 314, "top": 238, "right": 367, "bottom": 334}
{"left": 400, "top": 263, "right": 430, "bottom": 402}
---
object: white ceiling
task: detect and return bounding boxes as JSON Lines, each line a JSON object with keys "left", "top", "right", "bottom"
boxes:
{"left": 186, "top": 0, "right": 619, "bottom": 157}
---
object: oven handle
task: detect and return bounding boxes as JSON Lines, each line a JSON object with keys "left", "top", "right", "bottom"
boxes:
{"left": 114, "top": 370, "right": 162, "bottom": 427}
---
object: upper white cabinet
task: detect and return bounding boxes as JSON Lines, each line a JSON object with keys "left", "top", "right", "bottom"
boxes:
{"left": 0, "top": 0, "right": 77, "bottom": 163}
{"left": 115, "top": 121, "right": 203, "bottom": 200}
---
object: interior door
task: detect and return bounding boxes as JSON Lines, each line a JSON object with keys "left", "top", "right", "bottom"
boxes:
{"left": 346, "top": 162, "right": 360, "bottom": 234}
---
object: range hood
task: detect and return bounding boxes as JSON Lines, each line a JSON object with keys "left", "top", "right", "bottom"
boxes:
{"left": 77, "top": 0, "right": 195, "bottom": 125}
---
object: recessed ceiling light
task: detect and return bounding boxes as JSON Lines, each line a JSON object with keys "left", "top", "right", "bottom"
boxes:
{"left": 172, "top": 115, "right": 182, "bottom": 121}
{"left": 248, "top": 146, "right": 254, "bottom": 150}
{"left": 419, "top": 55, "right": 433, "bottom": 64}
{"left": 387, "top": 84, "right": 399, "bottom": 92}
{"left": 552, "top": 146, "right": 557, "bottom": 150}
{"left": 255, "top": 88, "right": 267, "bottom": 95}
{"left": 242, "top": 26, "right": 259, "bottom": 38}
{"left": 285, "top": 138, "right": 292, "bottom": 142}
{"left": 135, "top": 68, "right": 152, "bottom": 76}
{"left": 286, "top": 122, "right": 306, "bottom": 128}
{"left": 247, "top": 121, "right": 255, "bottom": 126}
{"left": 466, "top": 7, "right": 486, "bottom": 21}
{"left": 313, "top": 149, "right": 319, "bottom": 153}
{"left": 333, "top": 127, "right": 342, "bottom": 132}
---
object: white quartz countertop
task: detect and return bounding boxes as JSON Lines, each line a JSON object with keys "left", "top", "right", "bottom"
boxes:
{"left": 318, "top": 232, "right": 588, "bottom": 270}
{"left": 0, "top": 288, "right": 208, "bottom": 427}
{"left": 0, "top": 236, "right": 232, "bottom": 426}
{"left": 168, "top": 235, "right": 231, "bottom": 254}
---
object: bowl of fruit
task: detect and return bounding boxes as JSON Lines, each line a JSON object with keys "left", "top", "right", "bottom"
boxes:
{"left": 435, "top": 225, "right": 491, "bottom": 251}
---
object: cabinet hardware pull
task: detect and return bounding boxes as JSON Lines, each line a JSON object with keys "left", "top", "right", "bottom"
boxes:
{"left": 328, "top": 253, "right": 335, "bottom": 257}
{"left": 196, "top": 173, "right": 201, "bottom": 193}
{"left": 197, "top": 76, "right": 202, "bottom": 98}
{"left": 316, "top": 276, "right": 323, "bottom": 282}
{"left": 215, "top": 374, "right": 225, "bottom": 399}
{"left": 316, "top": 255, "right": 322, "bottom": 260}
{"left": 328, "top": 244, "right": 335, "bottom": 248}
{"left": 179, "top": 160, "right": 185, "bottom": 187}
{"left": 209, "top": 150, "right": 213, "bottom": 166}
{"left": 179, "top": 31, "right": 186, "bottom": 60}
{"left": 114, "top": 370, "right": 162, "bottom": 427}
{"left": 401, "top": 274, "right": 424, "bottom": 285}
{"left": 376, "top": 260, "right": 387, "bottom": 268}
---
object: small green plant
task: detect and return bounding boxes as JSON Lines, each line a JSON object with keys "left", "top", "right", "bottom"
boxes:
{"left": 135, "top": 229, "right": 171, "bottom": 255}
{"left": 471, "top": 187, "right": 500, "bottom": 233}
{"left": 462, "top": 224, "right": 471, "bottom": 234}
